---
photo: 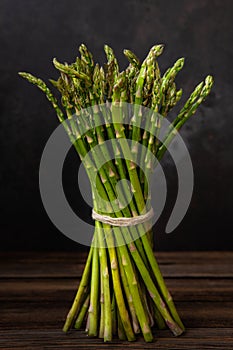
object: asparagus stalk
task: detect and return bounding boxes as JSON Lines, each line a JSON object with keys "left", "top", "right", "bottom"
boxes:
{"left": 88, "top": 242, "right": 99, "bottom": 336}
{"left": 156, "top": 75, "right": 214, "bottom": 162}
{"left": 63, "top": 246, "right": 93, "bottom": 332}
{"left": 74, "top": 294, "right": 90, "bottom": 330}
{"left": 96, "top": 221, "right": 112, "bottom": 341}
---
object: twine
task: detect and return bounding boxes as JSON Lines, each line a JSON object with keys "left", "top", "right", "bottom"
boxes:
{"left": 92, "top": 207, "right": 154, "bottom": 227}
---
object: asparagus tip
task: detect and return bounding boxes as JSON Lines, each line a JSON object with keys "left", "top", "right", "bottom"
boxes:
{"left": 176, "top": 57, "right": 185, "bottom": 67}
{"left": 205, "top": 75, "right": 214, "bottom": 87}
{"left": 18, "top": 71, "right": 30, "bottom": 78}
{"left": 53, "top": 57, "right": 58, "bottom": 66}
{"left": 151, "top": 44, "right": 165, "bottom": 57}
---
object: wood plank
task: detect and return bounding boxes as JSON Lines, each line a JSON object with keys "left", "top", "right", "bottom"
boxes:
{"left": 0, "top": 252, "right": 232, "bottom": 278}
{"left": 0, "top": 329, "right": 232, "bottom": 349}
{"left": 165, "top": 278, "right": 233, "bottom": 301}
{"left": 1, "top": 301, "right": 233, "bottom": 329}
{"left": 0, "top": 278, "right": 233, "bottom": 302}
{"left": 1, "top": 251, "right": 232, "bottom": 262}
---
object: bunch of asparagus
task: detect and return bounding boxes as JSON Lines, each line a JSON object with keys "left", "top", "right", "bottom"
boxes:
{"left": 19, "top": 44, "right": 213, "bottom": 342}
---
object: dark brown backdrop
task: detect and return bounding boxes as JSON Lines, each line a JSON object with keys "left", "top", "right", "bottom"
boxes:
{"left": 0, "top": 0, "right": 232, "bottom": 251}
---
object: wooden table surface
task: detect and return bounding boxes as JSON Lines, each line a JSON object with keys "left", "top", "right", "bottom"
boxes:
{"left": 0, "top": 251, "right": 232, "bottom": 349}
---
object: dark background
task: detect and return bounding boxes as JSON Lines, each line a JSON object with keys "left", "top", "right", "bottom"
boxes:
{"left": 1, "top": 0, "right": 233, "bottom": 251}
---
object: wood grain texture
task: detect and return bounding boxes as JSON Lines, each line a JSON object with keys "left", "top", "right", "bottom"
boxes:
{"left": 0, "top": 251, "right": 232, "bottom": 349}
